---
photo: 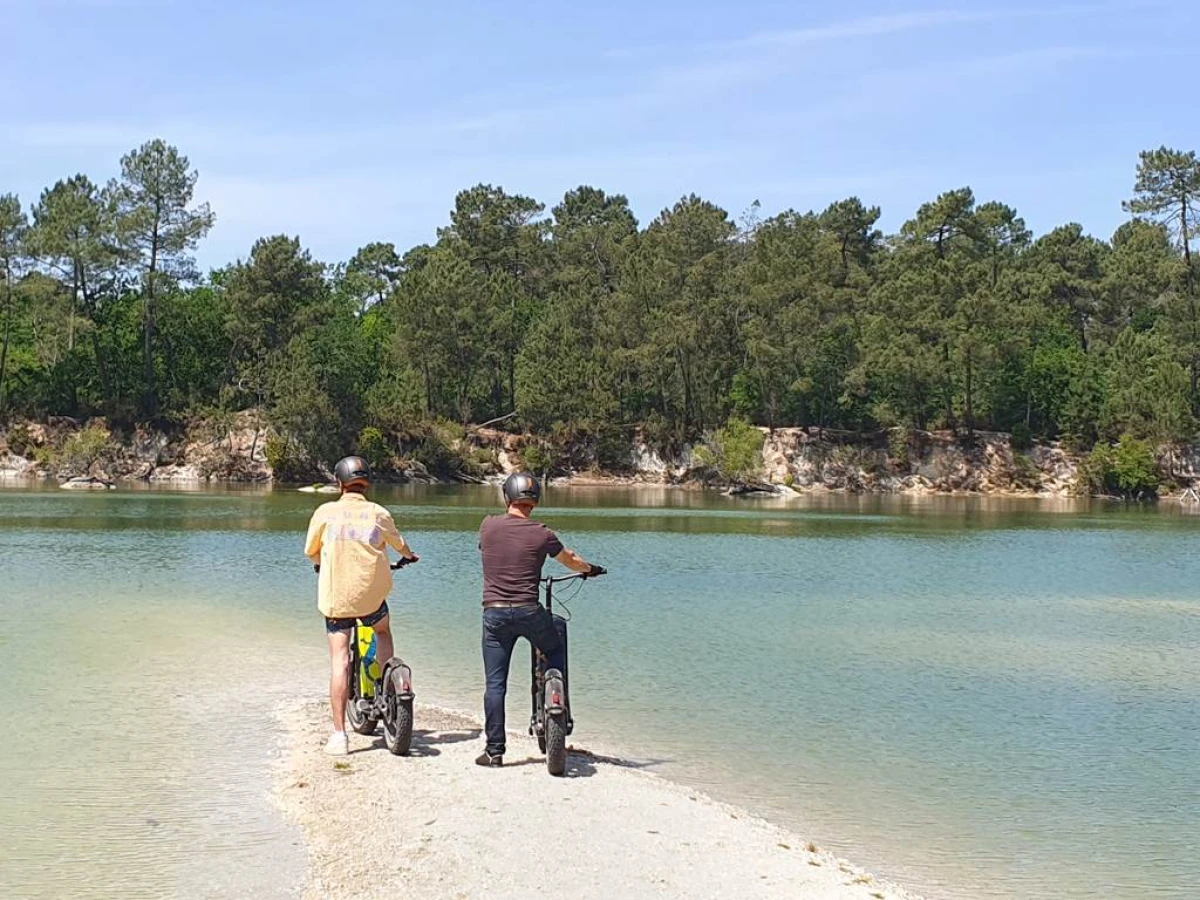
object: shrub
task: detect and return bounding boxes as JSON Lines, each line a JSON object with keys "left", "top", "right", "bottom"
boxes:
{"left": 783, "top": 473, "right": 796, "bottom": 489}
{"left": 1077, "top": 434, "right": 1160, "bottom": 499}
{"left": 356, "top": 426, "right": 390, "bottom": 471}
{"left": 522, "top": 440, "right": 560, "bottom": 475}
{"left": 1011, "top": 453, "right": 1042, "bottom": 490}
{"left": 5, "top": 423, "right": 36, "bottom": 458}
{"left": 58, "top": 424, "right": 114, "bottom": 475}
{"left": 264, "top": 434, "right": 293, "bottom": 477}
{"left": 694, "top": 417, "right": 765, "bottom": 484}
{"left": 594, "top": 425, "right": 632, "bottom": 473}
{"left": 887, "top": 426, "right": 913, "bottom": 470}
{"left": 463, "top": 445, "right": 499, "bottom": 478}
{"left": 267, "top": 382, "right": 342, "bottom": 478}
{"left": 396, "top": 420, "right": 477, "bottom": 477}
{"left": 1010, "top": 422, "right": 1033, "bottom": 451}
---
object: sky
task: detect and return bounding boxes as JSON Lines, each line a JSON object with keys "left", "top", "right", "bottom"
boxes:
{"left": 3, "top": 0, "right": 1196, "bottom": 269}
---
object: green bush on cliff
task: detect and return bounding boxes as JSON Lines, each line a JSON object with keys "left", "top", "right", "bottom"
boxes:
{"left": 521, "top": 440, "right": 560, "bottom": 475}
{"left": 5, "top": 423, "right": 36, "bottom": 457}
{"left": 695, "top": 417, "right": 765, "bottom": 484}
{"left": 1078, "top": 434, "right": 1160, "bottom": 498}
{"left": 356, "top": 427, "right": 390, "bottom": 471}
{"left": 33, "top": 423, "right": 116, "bottom": 476}
{"left": 63, "top": 424, "right": 114, "bottom": 475}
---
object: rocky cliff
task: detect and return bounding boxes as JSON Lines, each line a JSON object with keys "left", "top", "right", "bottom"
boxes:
{"left": 2, "top": 417, "right": 1197, "bottom": 498}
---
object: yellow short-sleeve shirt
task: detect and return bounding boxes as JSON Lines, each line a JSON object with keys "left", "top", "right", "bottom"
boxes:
{"left": 304, "top": 492, "right": 410, "bottom": 619}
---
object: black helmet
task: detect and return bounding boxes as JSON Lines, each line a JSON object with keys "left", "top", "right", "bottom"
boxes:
{"left": 502, "top": 472, "right": 541, "bottom": 505}
{"left": 334, "top": 455, "right": 371, "bottom": 487}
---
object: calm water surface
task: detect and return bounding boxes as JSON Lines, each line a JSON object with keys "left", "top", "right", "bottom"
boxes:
{"left": 1, "top": 485, "right": 1197, "bottom": 899}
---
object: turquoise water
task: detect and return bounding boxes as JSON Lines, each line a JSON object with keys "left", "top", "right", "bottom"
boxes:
{"left": 1, "top": 486, "right": 1198, "bottom": 899}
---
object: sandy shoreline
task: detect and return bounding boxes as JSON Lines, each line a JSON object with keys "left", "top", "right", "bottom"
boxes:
{"left": 273, "top": 700, "right": 928, "bottom": 900}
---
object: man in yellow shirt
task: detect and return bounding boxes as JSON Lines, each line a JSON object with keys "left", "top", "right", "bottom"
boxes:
{"left": 305, "top": 455, "right": 419, "bottom": 755}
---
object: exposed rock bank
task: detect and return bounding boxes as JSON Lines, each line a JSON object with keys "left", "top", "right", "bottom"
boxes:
{"left": 3, "top": 417, "right": 1199, "bottom": 498}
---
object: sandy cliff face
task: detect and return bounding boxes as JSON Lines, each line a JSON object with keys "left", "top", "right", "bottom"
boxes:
{"left": 0, "top": 413, "right": 272, "bottom": 484}
{"left": 3, "top": 417, "right": 1197, "bottom": 497}
{"left": 757, "top": 428, "right": 1079, "bottom": 495}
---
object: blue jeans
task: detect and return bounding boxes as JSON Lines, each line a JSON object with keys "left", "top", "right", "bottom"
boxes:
{"left": 482, "top": 605, "right": 566, "bottom": 756}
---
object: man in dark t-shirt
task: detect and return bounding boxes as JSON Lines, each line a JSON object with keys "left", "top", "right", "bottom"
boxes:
{"left": 476, "top": 472, "right": 604, "bottom": 767}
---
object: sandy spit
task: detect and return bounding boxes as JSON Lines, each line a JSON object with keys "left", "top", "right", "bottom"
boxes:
{"left": 273, "top": 700, "right": 927, "bottom": 900}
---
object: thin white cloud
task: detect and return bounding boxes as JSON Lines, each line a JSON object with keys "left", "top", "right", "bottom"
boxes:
{"left": 841, "top": 45, "right": 1116, "bottom": 112}
{"left": 611, "top": 4, "right": 1109, "bottom": 58}
{"left": 614, "top": 4, "right": 1125, "bottom": 111}
{"left": 731, "top": 7, "right": 1084, "bottom": 49}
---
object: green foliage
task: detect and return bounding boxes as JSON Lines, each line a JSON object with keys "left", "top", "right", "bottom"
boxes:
{"left": 40, "top": 423, "right": 116, "bottom": 475}
{"left": 5, "top": 422, "right": 36, "bottom": 457}
{"left": 8, "top": 140, "right": 1200, "bottom": 490}
{"left": 263, "top": 434, "right": 291, "bottom": 476}
{"left": 888, "top": 426, "right": 913, "bottom": 470}
{"left": 593, "top": 425, "right": 633, "bottom": 473}
{"left": 1010, "top": 452, "right": 1042, "bottom": 490}
{"left": 1101, "top": 327, "right": 1194, "bottom": 442}
{"left": 0, "top": 192, "right": 30, "bottom": 414}
{"left": 1078, "top": 434, "right": 1161, "bottom": 498}
{"left": 356, "top": 427, "right": 390, "bottom": 471}
{"left": 521, "top": 440, "right": 560, "bottom": 475}
{"left": 399, "top": 420, "right": 474, "bottom": 478}
{"left": 694, "top": 417, "right": 765, "bottom": 484}
{"left": 110, "top": 139, "right": 214, "bottom": 417}
{"left": 1010, "top": 422, "right": 1033, "bottom": 451}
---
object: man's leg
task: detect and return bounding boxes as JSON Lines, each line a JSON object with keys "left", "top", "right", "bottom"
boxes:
{"left": 327, "top": 627, "right": 352, "bottom": 733}
{"left": 481, "top": 610, "right": 517, "bottom": 759}
{"left": 524, "top": 607, "right": 566, "bottom": 679}
{"left": 371, "top": 614, "right": 394, "bottom": 669}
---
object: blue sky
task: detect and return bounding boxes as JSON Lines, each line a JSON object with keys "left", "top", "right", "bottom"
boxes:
{"left": 3, "top": 0, "right": 1195, "bottom": 268}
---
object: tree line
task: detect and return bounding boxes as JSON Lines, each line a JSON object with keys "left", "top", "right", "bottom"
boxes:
{"left": 2, "top": 139, "right": 1199, "bottom": 475}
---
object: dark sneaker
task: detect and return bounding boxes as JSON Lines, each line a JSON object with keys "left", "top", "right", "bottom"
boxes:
{"left": 475, "top": 752, "right": 503, "bottom": 767}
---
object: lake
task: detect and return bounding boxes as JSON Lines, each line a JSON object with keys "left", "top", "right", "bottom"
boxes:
{"left": 1, "top": 485, "right": 1197, "bottom": 899}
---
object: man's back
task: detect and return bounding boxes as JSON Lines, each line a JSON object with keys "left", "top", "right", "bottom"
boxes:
{"left": 305, "top": 492, "right": 402, "bottom": 618}
{"left": 479, "top": 514, "right": 563, "bottom": 606}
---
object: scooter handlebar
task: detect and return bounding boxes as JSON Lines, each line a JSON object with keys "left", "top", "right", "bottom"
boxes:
{"left": 313, "top": 555, "right": 419, "bottom": 575}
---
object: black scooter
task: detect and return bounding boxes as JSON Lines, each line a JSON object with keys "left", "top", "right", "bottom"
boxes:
{"left": 530, "top": 568, "right": 605, "bottom": 776}
{"left": 316, "top": 557, "right": 418, "bottom": 755}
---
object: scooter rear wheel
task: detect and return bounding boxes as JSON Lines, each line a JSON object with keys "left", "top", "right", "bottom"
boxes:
{"left": 545, "top": 713, "right": 567, "bottom": 776}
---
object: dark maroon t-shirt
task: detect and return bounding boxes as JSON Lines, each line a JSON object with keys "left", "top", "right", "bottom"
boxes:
{"left": 479, "top": 514, "right": 564, "bottom": 606}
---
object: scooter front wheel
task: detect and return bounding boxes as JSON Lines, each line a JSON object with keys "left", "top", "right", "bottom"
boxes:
{"left": 382, "top": 662, "right": 414, "bottom": 756}
{"left": 347, "top": 700, "right": 380, "bottom": 736}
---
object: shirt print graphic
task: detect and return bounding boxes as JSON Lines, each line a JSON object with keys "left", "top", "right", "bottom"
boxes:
{"left": 328, "top": 510, "right": 382, "bottom": 546}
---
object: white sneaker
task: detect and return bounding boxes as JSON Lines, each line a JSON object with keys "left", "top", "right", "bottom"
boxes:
{"left": 323, "top": 732, "right": 349, "bottom": 756}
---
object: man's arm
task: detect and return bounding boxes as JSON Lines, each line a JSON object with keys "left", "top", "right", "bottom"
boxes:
{"left": 304, "top": 513, "right": 324, "bottom": 563}
{"left": 554, "top": 547, "right": 600, "bottom": 575}
{"left": 380, "top": 512, "right": 419, "bottom": 560}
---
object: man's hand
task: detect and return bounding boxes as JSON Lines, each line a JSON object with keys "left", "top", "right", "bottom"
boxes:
{"left": 555, "top": 548, "right": 605, "bottom": 576}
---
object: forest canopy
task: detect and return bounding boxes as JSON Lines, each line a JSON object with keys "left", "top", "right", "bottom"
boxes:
{"left": 3, "top": 140, "right": 1199, "bottom": 472}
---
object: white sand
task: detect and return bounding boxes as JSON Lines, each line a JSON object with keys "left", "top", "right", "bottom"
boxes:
{"left": 274, "top": 701, "right": 926, "bottom": 900}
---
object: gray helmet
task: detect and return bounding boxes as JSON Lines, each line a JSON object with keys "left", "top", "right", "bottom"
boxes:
{"left": 334, "top": 455, "right": 371, "bottom": 487}
{"left": 502, "top": 472, "right": 541, "bottom": 505}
